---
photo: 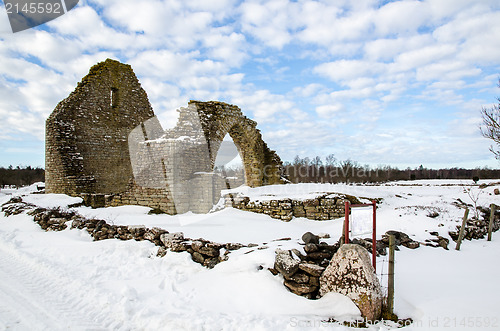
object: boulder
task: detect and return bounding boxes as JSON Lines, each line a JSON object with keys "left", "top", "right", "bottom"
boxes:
{"left": 383, "top": 230, "right": 411, "bottom": 245}
{"left": 302, "top": 232, "right": 320, "bottom": 245}
{"left": 274, "top": 249, "right": 300, "bottom": 278}
{"left": 319, "top": 244, "right": 383, "bottom": 321}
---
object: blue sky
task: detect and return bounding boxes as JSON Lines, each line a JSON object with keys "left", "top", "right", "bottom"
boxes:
{"left": 0, "top": 0, "right": 499, "bottom": 169}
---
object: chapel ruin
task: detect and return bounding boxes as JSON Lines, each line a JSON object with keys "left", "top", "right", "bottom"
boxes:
{"left": 46, "top": 59, "right": 282, "bottom": 214}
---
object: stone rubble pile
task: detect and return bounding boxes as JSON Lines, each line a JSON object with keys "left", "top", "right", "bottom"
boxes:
{"left": 270, "top": 232, "right": 384, "bottom": 320}
{"left": 269, "top": 232, "right": 339, "bottom": 299}
{"left": 270, "top": 228, "right": 456, "bottom": 303}
{"left": 448, "top": 206, "right": 500, "bottom": 242}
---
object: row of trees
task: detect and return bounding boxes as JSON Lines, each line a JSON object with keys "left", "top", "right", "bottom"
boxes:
{"left": 282, "top": 155, "right": 500, "bottom": 184}
{"left": 0, "top": 166, "right": 45, "bottom": 188}
{"left": 1, "top": 161, "right": 499, "bottom": 188}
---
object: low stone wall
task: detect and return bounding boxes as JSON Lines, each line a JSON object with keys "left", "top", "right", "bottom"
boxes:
{"left": 225, "top": 193, "right": 362, "bottom": 221}
{"left": 1, "top": 197, "right": 251, "bottom": 269}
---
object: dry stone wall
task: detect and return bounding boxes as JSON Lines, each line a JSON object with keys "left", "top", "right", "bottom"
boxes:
{"left": 46, "top": 59, "right": 281, "bottom": 214}
{"left": 225, "top": 193, "right": 361, "bottom": 221}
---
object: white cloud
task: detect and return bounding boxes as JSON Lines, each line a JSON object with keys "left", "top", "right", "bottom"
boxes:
{"left": 291, "top": 84, "right": 325, "bottom": 98}
{"left": 202, "top": 30, "right": 247, "bottom": 67}
{"left": 313, "top": 59, "right": 385, "bottom": 83}
{"left": 229, "top": 88, "right": 295, "bottom": 122}
{"left": 416, "top": 61, "right": 482, "bottom": 82}
{"left": 239, "top": 0, "right": 295, "bottom": 49}
{"left": 364, "top": 35, "right": 432, "bottom": 61}
{"left": 393, "top": 44, "right": 457, "bottom": 72}
{"left": 372, "top": 1, "right": 429, "bottom": 36}
{"left": 316, "top": 104, "right": 344, "bottom": 118}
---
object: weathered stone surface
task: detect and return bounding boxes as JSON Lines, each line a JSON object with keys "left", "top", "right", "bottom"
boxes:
{"left": 299, "top": 263, "right": 325, "bottom": 277}
{"left": 226, "top": 194, "right": 353, "bottom": 222}
{"left": 274, "top": 249, "right": 300, "bottom": 278}
{"left": 304, "top": 243, "right": 319, "bottom": 253}
{"left": 191, "top": 251, "right": 205, "bottom": 264}
{"left": 157, "top": 247, "right": 167, "bottom": 257}
{"left": 144, "top": 227, "right": 168, "bottom": 241}
{"left": 291, "top": 248, "right": 306, "bottom": 261}
{"left": 161, "top": 232, "right": 184, "bottom": 242}
{"left": 306, "top": 251, "right": 332, "bottom": 261}
{"left": 192, "top": 241, "right": 220, "bottom": 257}
{"left": 319, "top": 244, "right": 383, "bottom": 321}
{"left": 309, "top": 276, "right": 319, "bottom": 287}
{"left": 402, "top": 241, "right": 420, "bottom": 249}
{"left": 203, "top": 257, "right": 219, "bottom": 269}
{"left": 285, "top": 272, "right": 310, "bottom": 284}
{"left": 46, "top": 59, "right": 156, "bottom": 197}
{"left": 302, "top": 232, "right": 320, "bottom": 245}
{"left": 160, "top": 232, "right": 189, "bottom": 252}
{"left": 382, "top": 230, "right": 411, "bottom": 245}
{"left": 284, "top": 280, "right": 318, "bottom": 295}
{"left": 226, "top": 243, "right": 244, "bottom": 251}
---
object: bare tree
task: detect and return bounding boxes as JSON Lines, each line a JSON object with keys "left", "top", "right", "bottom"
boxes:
{"left": 339, "top": 159, "right": 357, "bottom": 184}
{"left": 480, "top": 80, "right": 500, "bottom": 159}
{"left": 325, "top": 153, "right": 336, "bottom": 166}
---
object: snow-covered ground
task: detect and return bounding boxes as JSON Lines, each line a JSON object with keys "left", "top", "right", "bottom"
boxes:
{"left": 1, "top": 180, "right": 500, "bottom": 330}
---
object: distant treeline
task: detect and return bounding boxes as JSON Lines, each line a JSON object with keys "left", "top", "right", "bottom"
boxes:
{"left": 2, "top": 158, "right": 500, "bottom": 188}
{"left": 0, "top": 166, "right": 45, "bottom": 188}
{"left": 282, "top": 155, "right": 500, "bottom": 184}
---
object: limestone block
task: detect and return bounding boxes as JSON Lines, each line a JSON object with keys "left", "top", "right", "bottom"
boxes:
{"left": 319, "top": 244, "right": 382, "bottom": 321}
{"left": 274, "top": 249, "right": 300, "bottom": 278}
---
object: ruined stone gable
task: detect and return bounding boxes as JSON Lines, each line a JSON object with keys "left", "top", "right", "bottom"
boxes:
{"left": 46, "top": 59, "right": 283, "bottom": 214}
{"left": 46, "top": 59, "right": 156, "bottom": 196}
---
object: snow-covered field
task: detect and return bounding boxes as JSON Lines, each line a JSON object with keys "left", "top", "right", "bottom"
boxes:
{"left": 1, "top": 180, "right": 500, "bottom": 330}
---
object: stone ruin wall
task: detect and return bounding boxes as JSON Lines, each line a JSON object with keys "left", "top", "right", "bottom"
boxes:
{"left": 46, "top": 59, "right": 283, "bottom": 214}
{"left": 226, "top": 193, "right": 362, "bottom": 221}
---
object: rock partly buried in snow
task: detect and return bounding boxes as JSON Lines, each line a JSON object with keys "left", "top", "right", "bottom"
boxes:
{"left": 160, "top": 232, "right": 189, "bottom": 252}
{"left": 319, "top": 244, "right": 383, "bottom": 321}
{"left": 284, "top": 280, "right": 317, "bottom": 295}
{"left": 274, "top": 249, "right": 300, "bottom": 278}
{"left": 302, "top": 232, "right": 320, "bottom": 245}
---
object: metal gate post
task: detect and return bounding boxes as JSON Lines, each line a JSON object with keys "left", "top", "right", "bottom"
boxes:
{"left": 372, "top": 200, "right": 377, "bottom": 271}
{"left": 344, "top": 201, "right": 350, "bottom": 244}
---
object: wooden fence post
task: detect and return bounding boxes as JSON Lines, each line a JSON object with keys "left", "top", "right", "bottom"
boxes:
{"left": 455, "top": 208, "right": 469, "bottom": 251}
{"left": 488, "top": 204, "right": 496, "bottom": 242}
{"left": 387, "top": 234, "right": 395, "bottom": 315}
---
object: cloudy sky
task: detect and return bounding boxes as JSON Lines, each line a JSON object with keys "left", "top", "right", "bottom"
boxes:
{"left": 0, "top": 0, "right": 499, "bottom": 169}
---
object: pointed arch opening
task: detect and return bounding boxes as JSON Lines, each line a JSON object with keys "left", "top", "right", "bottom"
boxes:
{"left": 213, "top": 134, "right": 245, "bottom": 189}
